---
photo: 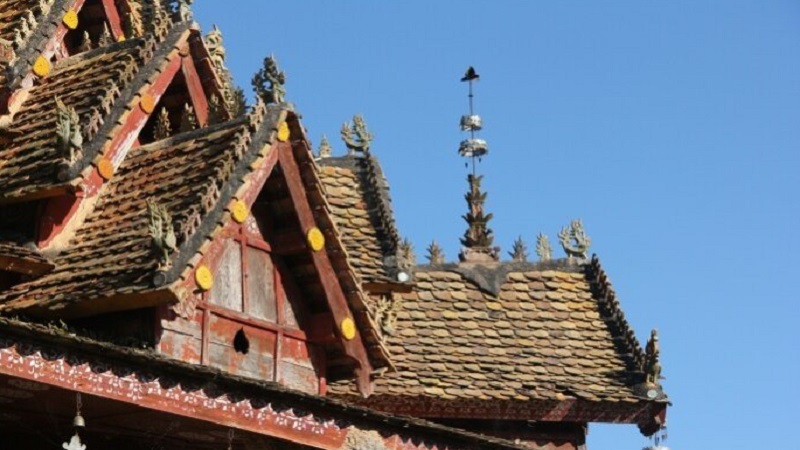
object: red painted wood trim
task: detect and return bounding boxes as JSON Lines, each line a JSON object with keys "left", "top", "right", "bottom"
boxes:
{"left": 200, "top": 296, "right": 210, "bottom": 365}
{"left": 100, "top": 0, "right": 125, "bottom": 40}
{"left": 277, "top": 142, "right": 374, "bottom": 395}
{"left": 107, "top": 52, "right": 183, "bottom": 168}
{"left": 180, "top": 47, "right": 210, "bottom": 127}
{"left": 201, "top": 303, "right": 308, "bottom": 341}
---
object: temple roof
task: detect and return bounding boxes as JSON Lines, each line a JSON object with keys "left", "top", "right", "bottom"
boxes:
{"left": 331, "top": 256, "right": 667, "bottom": 430}
{"left": 0, "top": 113, "right": 260, "bottom": 313}
{"left": 0, "top": 240, "right": 53, "bottom": 275}
{"left": 317, "top": 154, "right": 405, "bottom": 287}
{"left": 0, "top": 37, "right": 154, "bottom": 200}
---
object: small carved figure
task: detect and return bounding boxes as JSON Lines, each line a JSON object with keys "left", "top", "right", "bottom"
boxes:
{"left": 317, "top": 135, "right": 332, "bottom": 159}
{"left": 179, "top": 103, "right": 197, "bottom": 132}
{"left": 38, "top": 0, "right": 53, "bottom": 16}
{"left": 536, "top": 233, "right": 552, "bottom": 261}
{"left": 153, "top": 108, "right": 171, "bottom": 140}
{"left": 55, "top": 96, "right": 83, "bottom": 163}
{"left": 426, "top": 241, "right": 445, "bottom": 265}
{"left": 98, "top": 23, "right": 112, "bottom": 47}
{"left": 340, "top": 114, "right": 373, "bottom": 155}
{"left": 509, "top": 236, "right": 528, "bottom": 262}
{"left": 77, "top": 31, "right": 92, "bottom": 53}
{"left": 207, "top": 94, "right": 225, "bottom": 125}
{"left": 644, "top": 329, "right": 662, "bottom": 386}
{"left": 147, "top": 199, "right": 177, "bottom": 270}
{"left": 252, "top": 55, "right": 286, "bottom": 104}
{"left": 558, "top": 219, "right": 591, "bottom": 259}
{"left": 373, "top": 294, "right": 400, "bottom": 336}
{"left": 177, "top": 0, "right": 193, "bottom": 21}
{"left": 205, "top": 25, "right": 226, "bottom": 70}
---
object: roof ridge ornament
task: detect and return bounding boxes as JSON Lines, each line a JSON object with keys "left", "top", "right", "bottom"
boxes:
{"left": 536, "top": 232, "right": 552, "bottom": 262}
{"left": 147, "top": 199, "right": 177, "bottom": 276}
{"left": 317, "top": 134, "right": 332, "bottom": 159}
{"left": 55, "top": 96, "right": 83, "bottom": 167}
{"left": 426, "top": 241, "right": 445, "bottom": 265}
{"left": 457, "top": 66, "right": 498, "bottom": 263}
{"left": 558, "top": 219, "right": 591, "bottom": 260}
{"left": 509, "top": 236, "right": 528, "bottom": 262}
{"left": 644, "top": 329, "right": 663, "bottom": 388}
{"left": 340, "top": 114, "right": 373, "bottom": 155}
{"left": 252, "top": 54, "right": 286, "bottom": 105}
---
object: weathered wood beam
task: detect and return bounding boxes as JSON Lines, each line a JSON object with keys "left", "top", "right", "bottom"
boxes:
{"left": 100, "top": 0, "right": 125, "bottom": 40}
{"left": 277, "top": 142, "right": 374, "bottom": 396}
{"left": 180, "top": 44, "right": 210, "bottom": 126}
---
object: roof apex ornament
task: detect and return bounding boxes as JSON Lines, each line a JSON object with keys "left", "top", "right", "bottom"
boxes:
{"left": 55, "top": 96, "right": 83, "bottom": 165}
{"left": 644, "top": 329, "right": 663, "bottom": 388}
{"left": 399, "top": 238, "right": 416, "bottom": 267}
{"left": 558, "top": 219, "right": 591, "bottom": 260}
{"left": 509, "top": 236, "right": 528, "bottom": 262}
{"left": 147, "top": 199, "right": 177, "bottom": 273}
{"left": 426, "top": 241, "right": 445, "bottom": 265}
{"left": 341, "top": 114, "right": 373, "bottom": 155}
{"left": 205, "top": 25, "right": 226, "bottom": 71}
{"left": 536, "top": 232, "right": 552, "bottom": 262}
{"left": 317, "top": 135, "right": 332, "bottom": 159}
{"left": 252, "top": 54, "right": 286, "bottom": 104}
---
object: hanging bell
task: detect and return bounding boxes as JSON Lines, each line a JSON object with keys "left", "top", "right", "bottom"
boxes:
{"left": 73, "top": 413, "right": 85, "bottom": 428}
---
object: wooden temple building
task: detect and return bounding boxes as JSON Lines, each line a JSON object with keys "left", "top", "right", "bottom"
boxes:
{"left": 0, "top": 1, "right": 668, "bottom": 449}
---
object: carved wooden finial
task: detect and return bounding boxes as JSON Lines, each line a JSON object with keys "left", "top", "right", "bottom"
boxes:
{"left": 153, "top": 107, "right": 171, "bottom": 140}
{"left": 426, "top": 241, "right": 445, "bottom": 265}
{"left": 509, "top": 236, "right": 528, "bottom": 262}
{"left": 558, "top": 219, "right": 591, "bottom": 260}
{"left": 207, "top": 93, "right": 226, "bottom": 125}
{"left": 536, "top": 232, "right": 552, "bottom": 262}
{"left": 179, "top": 103, "right": 197, "bottom": 132}
{"left": 399, "top": 238, "right": 416, "bottom": 267}
{"left": 340, "top": 114, "right": 373, "bottom": 155}
{"left": 252, "top": 54, "right": 286, "bottom": 104}
{"left": 317, "top": 135, "right": 332, "bottom": 159}
{"left": 644, "top": 329, "right": 662, "bottom": 387}
{"left": 147, "top": 199, "right": 177, "bottom": 271}
{"left": 77, "top": 31, "right": 92, "bottom": 52}
{"left": 55, "top": 96, "right": 83, "bottom": 164}
{"left": 205, "top": 25, "right": 226, "bottom": 70}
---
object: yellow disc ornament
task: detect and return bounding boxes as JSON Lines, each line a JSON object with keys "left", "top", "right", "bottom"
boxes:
{"left": 33, "top": 56, "right": 51, "bottom": 77}
{"left": 230, "top": 200, "right": 249, "bottom": 223}
{"left": 139, "top": 93, "right": 156, "bottom": 114}
{"left": 340, "top": 317, "right": 356, "bottom": 341}
{"left": 306, "top": 227, "right": 325, "bottom": 252}
{"left": 277, "top": 122, "right": 290, "bottom": 142}
{"left": 62, "top": 10, "right": 79, "bottom": 30}
{"left": 195, "top": 265, "right": 214, "bottom": 291}
{"left": 97, "top": 158, "right": 114, "bottom": 180}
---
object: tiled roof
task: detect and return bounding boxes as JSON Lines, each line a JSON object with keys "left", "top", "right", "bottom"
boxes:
{"left": 0, "top": 240, "right": 53, "bottom": 275}
{"left": 0, "top": 114, "right": 258, "bottom": 313}
{"left": 0, "top": 37, "right": 151, "bottom": 200}
{"left": 0, "top": 0, "right": 41, "bottom": 44}
{"left": 332, "top": 257, "right": 666, "bottom": 413}
{"left": 318, "top": 155, "right": 402, "bottom": 285}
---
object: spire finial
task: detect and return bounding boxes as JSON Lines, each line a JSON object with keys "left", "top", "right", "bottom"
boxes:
{"left": 317, "top": 134, "right": 332, "bottom": 159}
{"left": 509, "top": 236, "right": 528, "bottom": 262}
{"left": 457, "top": 66, "right": 498, "bottom": 263}
{"left": 252, "top": 54, "right": 286, "bottom": 104}
{"left": 340, "top": 114, "right": 373, "bottom": 155}
{"left": 426, "top": 241, "right": 445, "bottom": 265}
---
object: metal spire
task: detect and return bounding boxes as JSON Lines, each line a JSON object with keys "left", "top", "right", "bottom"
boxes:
{"left": 457, "top": 66, "right": 498, "bottom": 263}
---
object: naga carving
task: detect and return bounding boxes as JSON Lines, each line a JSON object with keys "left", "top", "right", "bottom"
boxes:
{"left": 558, "top": 219, "right": 591, "bottom": 259}
{"left": 373, "top": 294, "right": 401, "bottom": 337}
{"left": 147, "top": 200, "right": 177, "bottom": 271}
{"left": 252, "top": 55, "right": 286, "bottom": 104}
{"left": 340, "top": 114, "right": 373, "bottom": 155}
{"left": 55, "top": 97, "right": 83, "bottom": 164}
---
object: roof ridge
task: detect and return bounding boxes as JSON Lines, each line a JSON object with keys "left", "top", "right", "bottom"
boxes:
{"left": 60, "top": 23, "right": 190, "bottom": 182}
{"left": 586, "top": 254, "right": 647, "bottom": 375}
{"left": 2, "top": 0, "right": 67, "bottom": 89}
{"left": 359, "top": 154, "right": 402, "bottom": 261}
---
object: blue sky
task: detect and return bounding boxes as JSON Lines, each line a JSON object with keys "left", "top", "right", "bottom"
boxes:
{"left": 194, "top": 2, "right": 800, "bottom": 449}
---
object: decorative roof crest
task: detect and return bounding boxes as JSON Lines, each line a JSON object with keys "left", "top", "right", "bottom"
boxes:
{"left": 536, "top": 232, "right": 552, "bottom": 261}
{"left": 644, "top": 329, "right": 663, "bottom": 388}
{"left": 558, "top": 219, "right": 591, "bottom": 259}
{"left": 205, "top": 25, "right": 226, "bottom": 71}
{"left": 399, "top": 238, "right": 416, "bottom": 267}
{"left": 426, "top": 241, "right": 445, "bottom": 265}
{"left": 317, "top": 135, "right": 332, "bottom": 159}
{"left": 180, "top": 103, "right": 197, "bottom": 132}
{"left": 509, "top": 236, "right": 528, "bottom": 262}
{"left": 147, "top": 199, "right": 177, "bottom": 272}
{"left": 252, "top": 54, "right": 286, "bottom": 104}
{"left": 340, "top": 114, "right": 373, "bottom": 155}
{"left": 55, "top": 96, "right": 83, "bottom": 164}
